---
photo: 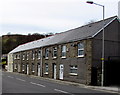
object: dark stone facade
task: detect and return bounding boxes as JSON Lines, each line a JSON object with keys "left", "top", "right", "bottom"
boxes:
{"left": 12, "top": 18, "right": 120, "bottom": 86}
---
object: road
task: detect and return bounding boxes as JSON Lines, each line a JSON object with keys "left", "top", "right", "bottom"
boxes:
{"left": 2, "top": 71, "right": 118, "bottom": 95}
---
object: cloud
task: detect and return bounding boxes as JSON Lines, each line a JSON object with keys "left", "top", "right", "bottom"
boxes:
{"left": 0, "top": 0, "right": 118, "bottom": 36}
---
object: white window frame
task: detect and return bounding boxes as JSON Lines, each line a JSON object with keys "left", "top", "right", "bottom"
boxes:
{"left": 22, "top": 64, "right": 25, "bottom": 71}
{"left": 27, "top": 52, "right": 29, "bottom": 60}
{"left": 61, "top": 45, "right": 66, "bottom": 58}
{"left": 53, "top": 47, "right": 57, "bottom": 58}
{"left": 14, "top": 63, "right": 17, "bottom": 69}
{"left": 14, "top": 55, "right": 16, "bottom": 59}
{"left": 32, "top": 51, "right": 35, "bottom": 60}
{"left": 78, "top": 43, "right": 84, "bottom": 57}
{"left": 38, "top": 50, "right": 41, "bottom": 59}
{"left": 23, "top": 53, "right": 25, "bottom": 60}
{"left": 69, "top": 65, "right": 78, "bottom": 75}
{"left": 18, "top": 54, "right": 20, "bottom": 59}
{"left": 45, "top": 48, "right": 49, "bottom": 59}
{"left": 32, "top": 63, "right": 35, "bottom": 72}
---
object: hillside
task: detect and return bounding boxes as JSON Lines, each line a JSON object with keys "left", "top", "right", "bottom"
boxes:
{"left": 2, "top": 34, "right": 46, "bottom": 54}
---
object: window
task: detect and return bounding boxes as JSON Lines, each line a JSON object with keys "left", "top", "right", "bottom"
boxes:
{"left": 38, "top": 50, "right": 41, "bottom": 59}
{"left": 53, "top": 47, "right": 57, "bottom": 58}
{"left": 17, "top": 54, "right": 20, "bottom": 59}
{"left": 27, "top": 52, "right": 29, "bottom": 60}
{"left": 32, "top": 51, "right": 35, "bottom": 60}
{"left": 14, "top": 55, "right": 17, "bottom": 59}
{"left": 61, "top": 45, "right": 66, "bottom": 58}
{"left": 23, "top": 53, "right": 25, "bottom": 60}
{"left": 14, "top": 55, "right": 16, "bottom": 59}
{"left": 45, "top": 63, "right": 48, "bottom": 74}
{"left": 14, "top": 63, "right": 17, "bottom": 69}
{"left": 32, "top": 63, "right": 35, "bottom": 72}
{"left": 70, "top": 65, "right": 78, "bottom": 75}
{"left": 78, "top": 43, "right": 84, "bottom": 57}
{"left": 45, "top": 48, "right": 49, "bottom": 59}
{"left": 22, "top": 64, "right": 25, "bottom": 71}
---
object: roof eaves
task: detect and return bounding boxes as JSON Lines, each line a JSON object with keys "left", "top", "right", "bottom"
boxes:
{"left": 91, "top": 17, "right": 117, "bottom": 38}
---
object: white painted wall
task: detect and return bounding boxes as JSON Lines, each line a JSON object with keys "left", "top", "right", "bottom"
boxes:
{"left": 7, "top": 53, "right": 13, "bottom": 72}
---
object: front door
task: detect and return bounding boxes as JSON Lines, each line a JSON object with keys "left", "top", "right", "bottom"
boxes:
{"left": 53, "top": 64, "right": 56, "bottom": 79}
{"left": 59, "top": 64, "right": 64, "bottom": 80}
{"left": 38, "top": 64, "right": 40, "bottom": 76}
{"left": 26, "top": 64, "right": 29, "bottom": 75}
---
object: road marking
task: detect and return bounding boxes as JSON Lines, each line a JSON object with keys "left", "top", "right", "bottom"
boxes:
{"left": 54, "top": 89, "right": 69, "bottom": 94}
{"left": 16, "top": 78, "right": 26, "bottom": 82}
{"left": 30, "top": 82, "right": 45, "bottom": 87}
{"left": 7, "top": 76, "right": 14, "bottom": 78}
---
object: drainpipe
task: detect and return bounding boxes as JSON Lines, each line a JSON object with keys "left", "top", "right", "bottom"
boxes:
{"left": 40, "top": 47, "right": 43, "bottom": 77}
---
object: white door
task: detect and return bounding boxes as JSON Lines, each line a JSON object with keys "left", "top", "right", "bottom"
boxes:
{"left": 27, "top": 65, "right": 29, "bottom": 75}
{"left": 38, "top": 65, "right": 40, "bottom": 76}
{"left": 59, "top": 64, "right": 64, "bottom": 80}
{"left": 54, "top": 64, "right": 56, "bottom": 79}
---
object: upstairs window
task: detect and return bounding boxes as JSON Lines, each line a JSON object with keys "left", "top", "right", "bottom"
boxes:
{"left": 61, "top": 45, "right": 66, "bottom": 58}
{"left": 45, "top": 48, "right": 49, "bottom": 59}
{"left": 17, "top": 54, "right": 20, "bottom": 59}
{"left": 22, "top": 53, "right": 25, "bottom": 60}
{"left": 78, "top": 43, "right": 84, "bottom": 57}
{"left": 38, "top": 50, "right": 41, "bottom": 59}
{"left": 14, "top": 55, "right": 17, "bottom": 59}
{"left": 32, "top": 51, "right": 35, "bottom": 60}
{"left": 27, "top": 52, "right": 29, "bottom": 60}
{"left": 53, "top": 47, "right": 57, "bottom": 58}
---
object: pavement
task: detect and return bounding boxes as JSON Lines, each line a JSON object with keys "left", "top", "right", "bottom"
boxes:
{"left": 4, "top": 71, "right": 120, "bottom": 94}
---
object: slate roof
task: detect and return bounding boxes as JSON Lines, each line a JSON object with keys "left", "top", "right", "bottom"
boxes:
{"left": 9, "top": 16, "right": 118, "bottom": 54}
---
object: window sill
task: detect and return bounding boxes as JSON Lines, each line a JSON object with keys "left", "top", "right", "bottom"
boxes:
{"left": 32, "top": 71, "right": 35, "bottom": 72}
{"left": 44, "top": 72, "right": 48, "bottom": 75}
{"left": 45, "top": 57, "right": 49, "bottom": 60}
{"left": 69, "top": 73, "right": 78, "bottom": 76}
{"left": 61, "top": 56, "right": 66, "bottom": 59}
{"left": 77, "top": 55, "right": 84, "bottom": 58}
{"left": 53, "top": 57, "right": 57, "bottom": 59}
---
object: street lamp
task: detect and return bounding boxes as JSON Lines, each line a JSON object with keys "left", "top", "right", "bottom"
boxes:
{"left": 86, "top": 1, "right": 105, "bottom": 86}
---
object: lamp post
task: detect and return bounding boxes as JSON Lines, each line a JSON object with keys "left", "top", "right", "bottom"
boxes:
{"left": 86, "top": 1, "right": 105, "bottom": 86}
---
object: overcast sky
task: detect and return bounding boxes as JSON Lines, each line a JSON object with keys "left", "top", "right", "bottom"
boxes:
{"left": 0, "top": 0, "right": 119, "bottom": 36}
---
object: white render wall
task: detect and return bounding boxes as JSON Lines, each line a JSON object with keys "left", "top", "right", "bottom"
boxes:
{"left": 7, "top": 53, "right": 13, "bottom": 72}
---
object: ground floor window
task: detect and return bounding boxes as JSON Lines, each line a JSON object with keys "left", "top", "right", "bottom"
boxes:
{"left": 32, "top": 63, "right": 35, "bottom": 72}
{"left": 14, "top": 63, "right": 17, "bottom": 70}
{"left": 69, "top": 65, "right": 78, "bottom": 75}
{"left": 45, "top": 63, "right": 48, "bottom": 74}
{"left": 22, "top": 64, "right": 25, "bottom": 71}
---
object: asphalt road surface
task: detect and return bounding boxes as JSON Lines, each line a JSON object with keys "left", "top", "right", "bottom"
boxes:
{"left": 2, "top": 71, "right": 119, "bottom": 95}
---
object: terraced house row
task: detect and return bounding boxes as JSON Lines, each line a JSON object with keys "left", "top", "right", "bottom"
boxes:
{"left": 8, "top": 16, "right": 120, "bottom": 86}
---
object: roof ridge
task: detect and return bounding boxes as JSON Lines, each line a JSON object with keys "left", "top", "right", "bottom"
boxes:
{"left": 9, "top": 16, "right": 118, "bottom": 54}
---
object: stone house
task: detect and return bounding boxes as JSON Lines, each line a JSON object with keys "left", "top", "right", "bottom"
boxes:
{"left": 8, "top": 16, "right": 120, "bottom": 85}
